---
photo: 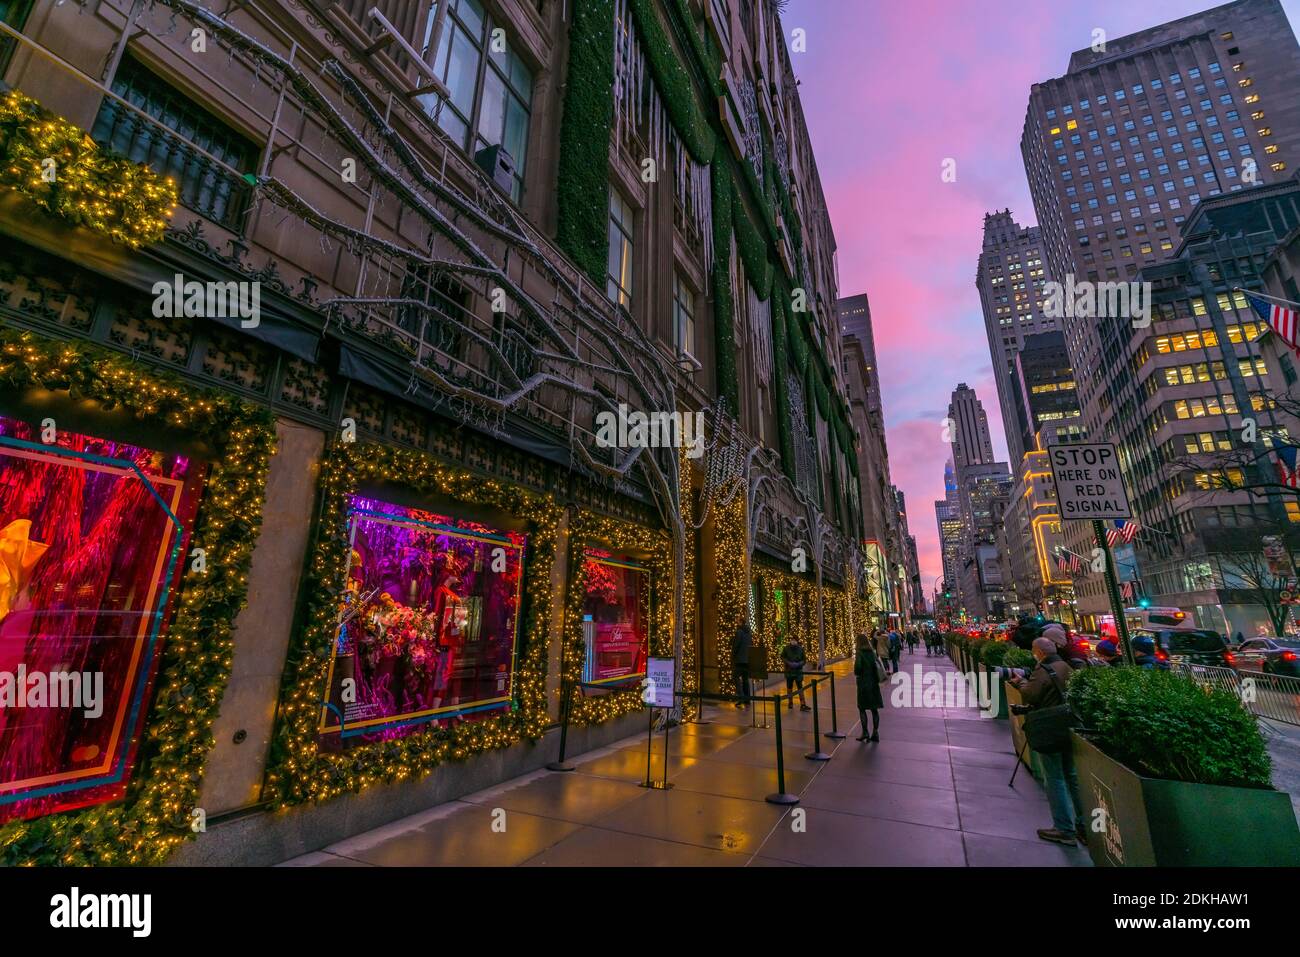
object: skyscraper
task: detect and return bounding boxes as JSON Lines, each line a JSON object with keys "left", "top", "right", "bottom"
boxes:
{"left": 1021, "top": 0, "right": 1300, "bottom": 449}
{"left": 947, "top": 383, "right": 996, "bottom": 470}
{"left": 1019, "top": 0, "right": 1300, "bottom": 631}
{"left": 975, "top": 209, "right": 1061, "bottom": 466}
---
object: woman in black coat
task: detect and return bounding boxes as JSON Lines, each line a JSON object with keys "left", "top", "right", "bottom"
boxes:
{"left": 853, "top": 634, "right": 884, "bottom": 742}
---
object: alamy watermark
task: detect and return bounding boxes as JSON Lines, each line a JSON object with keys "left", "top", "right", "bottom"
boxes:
{"left": 152, "top": 273, "right": 261, "bottom": 329}
{"left": 0, "top": 666, "right": 104, "bottom": 718}
{"left": 594, "top": 403, "right": 705, "bottom": 459}
{"left": 1043, "top": 273, "right": 1151, "bottom": 328}
{"left": 888, "top": 665, "right": 1002, "bottom": 718}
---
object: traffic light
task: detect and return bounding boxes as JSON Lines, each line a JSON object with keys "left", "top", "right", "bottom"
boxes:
{"left": 1138, "top": 596, "right": 1151, "bottom": 609}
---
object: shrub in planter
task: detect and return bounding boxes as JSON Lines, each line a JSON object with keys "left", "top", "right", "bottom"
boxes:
{"left": 980, "top": 640, "right": 1011, "bottom": 667}
{"left": 1067, "top": 666, "right": 1299, "bottom": 865}
{"left": 1068, "top": 666, "right": 1270, "bottom": 788}
{"left": 1002, "top": 647, "right": 1034, "bottom": 671}
{"left": 966, "top": 638, "right": 990, "bottom": 668}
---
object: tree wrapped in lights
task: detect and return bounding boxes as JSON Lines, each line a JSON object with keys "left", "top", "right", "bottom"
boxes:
{"left": 0, "top": 329, "right": 274, "bottom": 866}
{"left": 0, "top": 90, "right": 176, "bottom": 248}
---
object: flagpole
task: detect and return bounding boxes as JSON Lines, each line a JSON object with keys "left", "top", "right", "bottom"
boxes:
{"left": 1233, "top": 286, "right": 1300, "bottom": 311}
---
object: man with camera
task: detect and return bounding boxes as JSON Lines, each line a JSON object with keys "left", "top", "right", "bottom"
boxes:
{"left": 1008, "top": 637, "right": 1086, "bottom": 847}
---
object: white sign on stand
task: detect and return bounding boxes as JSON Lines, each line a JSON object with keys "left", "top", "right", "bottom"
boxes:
{"left": 1047, "top": 443, "right": 1132, "bottom": 520}
{"left": 643, "top": 657, "right": 675, "bottom": 709}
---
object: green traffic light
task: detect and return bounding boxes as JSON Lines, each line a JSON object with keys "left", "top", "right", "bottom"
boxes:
{"left": 1138, "top": 597, "right": 1151, "bottom": 609}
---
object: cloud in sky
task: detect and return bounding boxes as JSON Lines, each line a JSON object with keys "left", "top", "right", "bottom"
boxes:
{"left": 785, "top": 0, "right": 1300, "bottom": 592}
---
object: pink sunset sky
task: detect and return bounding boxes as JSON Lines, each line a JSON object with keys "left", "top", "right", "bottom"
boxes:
{"left": 785, "top": 0, "right": 1300, "bottom": 597}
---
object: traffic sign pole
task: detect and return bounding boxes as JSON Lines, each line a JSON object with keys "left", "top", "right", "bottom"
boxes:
{"left": 1094, "top": 519, "right": 1135, "bottom": 665}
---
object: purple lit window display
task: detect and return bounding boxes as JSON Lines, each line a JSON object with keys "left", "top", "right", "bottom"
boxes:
{"left": 319, "top": 495, "right": 526, "bottom": 746}
{"left": 580, "top": 550, "right": 648, "bottom": 687}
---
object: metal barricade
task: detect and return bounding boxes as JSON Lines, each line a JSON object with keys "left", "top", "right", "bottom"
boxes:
{"left": 1175, "top": 663, "right": 1300, "bottom": 727}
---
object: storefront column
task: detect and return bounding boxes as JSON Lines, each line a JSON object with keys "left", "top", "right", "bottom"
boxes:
{"left": 198, "top": 418, "right": 325, "bottom": 816}
{"left": 546, "top": 508, "right": 571, "bottom": 722}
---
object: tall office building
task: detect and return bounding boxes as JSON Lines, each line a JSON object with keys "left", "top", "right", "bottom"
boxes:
{"left": 1022, "top": 0, "right": 1300, "bottom": 448}
{"left": 1008, "top": 331, "right": 1086, "bottom": 458}
{"left": 947, "top": 383, "right": 996, "bottom": 470}
{"left": 1019, "top": 0, "right": 1300, "bottom": 630}
{"left": 975, "top": 209, "right": 1061, "bottom": 466}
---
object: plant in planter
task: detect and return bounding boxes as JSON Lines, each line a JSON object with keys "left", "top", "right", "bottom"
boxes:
{"left": 979, "top": 640, "right": 1012, "bottom": 718}
{"left": 1001, "top": 647, "right": 1035, "bottom": 671}
{"left": 1067, "top": 666, "right": 1300, "bottom": 865}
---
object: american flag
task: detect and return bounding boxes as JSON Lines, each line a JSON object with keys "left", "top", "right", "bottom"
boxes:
{"left": 1120, "top": 581, "right": 1134, "bottom": 601}
{"left": 1277, "top": 446, "right": 1300, "bottom": 490}
{"left": 1070, "top": 553, "right": 1083, "bottom": 574}
{"left": 1246, "top": 292, "right": 1300, "bottom": 356}
{"left": 1056, "top": 553, "right": 1070, "bottom": 573}
{"left": 1106, "top": 520, "right": 1140, "bottom": 547}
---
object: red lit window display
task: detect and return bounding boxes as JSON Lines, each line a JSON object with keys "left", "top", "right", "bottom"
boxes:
{"left": 320, "top": 495, "right": 525, "bottom": 745}
{"left": 0, "top": 416, "right": 205, "bottom": 823}
{"left": 581, "top": 550, "right": 648, "bottom": 686}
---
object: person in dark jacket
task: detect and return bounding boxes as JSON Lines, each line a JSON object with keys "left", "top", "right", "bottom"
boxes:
{"left": 1132, "top": 635, "right": 1169, "bottom": 670}
{"left": 853, "top": 633, "right": 884, "bottom": 742}
{"left": 781, "top": 635, "right": 811, "bottom": 711}
{"left": 1008, "top": 637, "right": 1084, "bottom": 846}
{"left": 1094, "top": 639, "right": 1123, "bottom": 667}
{"left": 888, "top": 629, "right": 902, "bottom": 673}
{"left": 731, "top": 623, "right": 752, "bottom": 708}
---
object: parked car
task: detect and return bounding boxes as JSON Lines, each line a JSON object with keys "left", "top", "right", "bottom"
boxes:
{"left": 1234, "top": 637, "right": 1300, "bottom": 677}
{"left": 1137, "top": 628, "right": 1236, "bottom": 669}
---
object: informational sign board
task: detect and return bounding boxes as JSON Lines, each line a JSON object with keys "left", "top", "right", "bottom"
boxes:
{"left": 1048, "top": 443, "right": 1132, "bottom": 521}
{"left": 747, "top": 646, "right": 768, "bottom": 681}
{"left": 643, "top": 656, "right": 675, "bottom": 708}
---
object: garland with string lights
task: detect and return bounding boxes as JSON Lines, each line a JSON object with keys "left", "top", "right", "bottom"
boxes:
{"left": 264, "top": 442, "right": 563, "bottom": 807}
{"left": 712, "top": 487, "right": 750, "bottom": 693}
{"left": 0, "top": 328, "right": 274, "bottom": 866}
{"left": 0, "top": 90, "right": 176, "bottom": 248}
{"left": 563, "top": 508, "right": 673, "bottom": 724}
{"left": 678, "top": 448, "right": 699, "bottom": 719}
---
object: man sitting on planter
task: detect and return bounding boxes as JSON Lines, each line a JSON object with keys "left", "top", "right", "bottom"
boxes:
{"left": 1008, "top": 637, "right": 1086, "bottom": 847}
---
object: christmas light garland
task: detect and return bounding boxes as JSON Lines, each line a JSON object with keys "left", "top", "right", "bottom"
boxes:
{"left": 265, "top": 442, "right": 563, "bottom": 806}
{"left": 0, "top": 90, "right": 176, "bottom": 248}
{"left": 0, "top": 328, "right": 274, "bottom": 865}
{"left": 563, "top": 509, "right": 672, "bottom": 724}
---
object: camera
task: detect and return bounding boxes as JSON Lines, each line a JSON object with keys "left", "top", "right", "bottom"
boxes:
{"left": 996, "top": 665, "right": 1030, "bottom": 683}
{"left": 1010, "top": 703, "right": 1031, "bottom": 716}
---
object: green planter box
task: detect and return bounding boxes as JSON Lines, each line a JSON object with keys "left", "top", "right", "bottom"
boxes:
{"left": 1072, "top": 733, "right": 1300, "bottom": 866}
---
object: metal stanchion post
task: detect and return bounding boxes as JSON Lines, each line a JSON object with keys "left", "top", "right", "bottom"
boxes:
{"left": 824, "top": 670, "right": 846, "bottom": 740}
{"left": 805, "top": 677, "right": 831, "bottom": 761}
{"left": 765, "top": 692, "right": 799, "bottom": 805}
{"left": 546, "top": 680, "right": 575, "bottom": 772}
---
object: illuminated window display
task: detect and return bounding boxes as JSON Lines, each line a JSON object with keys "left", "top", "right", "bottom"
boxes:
{"left": 0, "top": 416, "right": 204, "bottom": 823}
{"left": 580, "top": 550, "right": 648, "bottom": 686}
{"left": 320, "top": 495, "right": 525, "bottom": 745}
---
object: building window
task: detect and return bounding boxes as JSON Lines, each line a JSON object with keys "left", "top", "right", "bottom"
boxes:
{"left": 420, "top": 0, "right": 533, "bottom": 202}
{"left": 672, "top": 273, "right": 695, "bottom": 358}
{"left": 606, "top": 188, "right": 634, "bottom": 309}
{"left": 91, "top": 54, "right": 258, "bottom": 232}
{"left": 0, "top": 0, "right": 33, "bottom": 76}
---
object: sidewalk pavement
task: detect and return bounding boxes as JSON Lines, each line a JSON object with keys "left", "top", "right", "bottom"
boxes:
{"left": 282, "top": 651, "right": 1090, "bottom": 867}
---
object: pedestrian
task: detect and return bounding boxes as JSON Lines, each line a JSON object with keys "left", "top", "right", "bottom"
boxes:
{"left": 1093, "top": 639, "right": 1123, "bottom": 667}
{"left": 874, "top": 628, "right": 892, "bottom": 674}
{"left": 888, "top": 628, "right": 902, "bottom": 674}
{"left": 907, "top": 630, "right": 918, "bottom": 654}
{"left": 1007, "top": 636, "right": 1085, "bottom": 846}
{"left": 853, "top": 633, "right": 884, "bottom": 742}
{"left": 1042, "top": 623, "right": 1086, "bottom": 670}
{"left": 781, "top": 633, "right": 811, "bottom": 711}
{"left": 1131, "top": 635, "right": 1169, "bottom": 670}
{"left": 731, "top": 622, "right": 753, "bottom": 708}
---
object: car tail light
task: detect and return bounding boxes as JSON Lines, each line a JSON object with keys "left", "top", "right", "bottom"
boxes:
{"left": 1223, "top": 651, "right": 1236, "bottom": 665}
{"left": 1282, "top": 651, "right": 1298, "bottom": 662}
{"left": 1156, "top": 650, "right": 1169, "bottom": 662}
